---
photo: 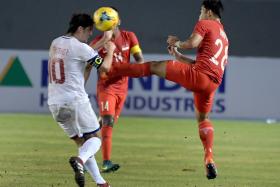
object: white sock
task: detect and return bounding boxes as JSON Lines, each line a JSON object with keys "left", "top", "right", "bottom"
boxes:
{"left": 78, "top": 137, "right": 101, "bottom": 164}
{"left": 85, "top": 157, "right": 106, "bottom": 184}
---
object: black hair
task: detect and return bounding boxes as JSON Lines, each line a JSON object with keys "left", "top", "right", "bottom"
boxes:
{"left": 109, "top": 6, "right": 119, "bottom": 13}
{"left": 67, "top": 13, "right": 94, "bottom": 34}
{"left": 202, "top": 0, "right": 224, "bottom": 18}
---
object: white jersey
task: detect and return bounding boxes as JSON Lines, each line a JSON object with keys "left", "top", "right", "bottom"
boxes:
{"left": 47, "top": 36, "right": 99, "bottom": 105}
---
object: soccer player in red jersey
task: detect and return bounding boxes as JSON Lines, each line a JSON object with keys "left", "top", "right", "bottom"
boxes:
{"left": 108, "top": 0, "right": 227, "bottom": 179}
{"left": 89, "top": 7, "right": 144, "bottom": 173}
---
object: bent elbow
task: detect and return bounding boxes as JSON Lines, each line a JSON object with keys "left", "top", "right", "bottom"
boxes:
{"left": 181, "top": 41, "right": 197, "bottom": 49}
{"left": 99, "top": 65, "right": 111, "bottom": 73}
{"left": 189, "top": 41, "right": 199, "bottom": 48}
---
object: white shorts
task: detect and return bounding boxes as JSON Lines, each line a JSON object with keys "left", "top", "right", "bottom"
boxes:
{"left": 49, "top": 101, "right": 100, "bottom": 138}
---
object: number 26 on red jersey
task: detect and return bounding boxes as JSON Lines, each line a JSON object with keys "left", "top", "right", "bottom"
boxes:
{"left": 210, "top": 38, "right": 228, "bottom": 71}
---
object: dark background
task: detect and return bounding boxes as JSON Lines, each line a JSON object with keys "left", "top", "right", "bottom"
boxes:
{"left": 0, "top": 0, "right": 278, "bottom": 57}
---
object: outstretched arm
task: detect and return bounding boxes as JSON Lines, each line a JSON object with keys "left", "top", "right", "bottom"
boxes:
{"left": 90, "top": 30, "right": 113, "bottom": 50}
{"left": 84, "top": 41, "right": 115, "bottom": 84}
{"left": 98, "top": 41, "right": 115, "bottom": 73}
{"left": 167, "top": 33, "right": 203, "bottom": 49}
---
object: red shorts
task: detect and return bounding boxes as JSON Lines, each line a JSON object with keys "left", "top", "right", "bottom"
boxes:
{"left": 166, "top": 61, "right": 219, "bottom": 113}
{"left": 97, "top": 92, "right": 127, "bottom": 122}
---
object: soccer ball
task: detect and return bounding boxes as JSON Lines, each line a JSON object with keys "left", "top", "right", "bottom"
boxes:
{"left": 93, "top": 7, "right": 119, "bottom": 32}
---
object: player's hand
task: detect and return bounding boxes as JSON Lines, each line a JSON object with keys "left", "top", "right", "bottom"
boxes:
{"left": 102, "top": 30, "right": 113, "bottom": 42}
{"left": 103, "top": 41, "right": 116, "bottom": 52}
{"left": 167, "top": 35, "right": 179, "bottom": 46}
{"left": 167, "top": 46, "right": 176, "bottom": 56}
{"left": 167, "top": 46, "right": 174, "bottom": 55}
{"left": 167, "top": 46, "right": 178, "bottom": 56}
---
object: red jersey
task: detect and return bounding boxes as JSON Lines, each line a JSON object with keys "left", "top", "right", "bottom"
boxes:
{"left": 90, "top": 30, "right": 141, "bottom": 94}
{"left": 193, "top": 20, "right": 229, "bottom": 84}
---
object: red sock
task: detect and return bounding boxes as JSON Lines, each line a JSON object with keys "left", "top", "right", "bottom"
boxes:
{"left": 198, "top": 120, "right": 214, "bottom": 162}
{"left": 101, "top": 126, "right": 113, "bottom": 161}
{"left": 110, "top": 63, "right": 151, "bottom": 77}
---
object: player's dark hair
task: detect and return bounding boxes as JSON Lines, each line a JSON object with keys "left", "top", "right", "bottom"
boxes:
{"left": 109, "top": 6, "right": 119, "bottom": 14}
{"left": 202, "top": 0, "right": 224, "bottom": 18}
{"left": 67, "top": 13, "right": 94, "bottom": 34}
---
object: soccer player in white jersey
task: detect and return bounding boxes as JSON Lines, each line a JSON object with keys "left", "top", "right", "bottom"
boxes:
{"left": 48, "top": 13, "right": 115, "bottom": 187}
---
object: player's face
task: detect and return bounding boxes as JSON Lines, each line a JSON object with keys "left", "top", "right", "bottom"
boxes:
{"left": 199, "top": 6, "right": 208, "bottom": 20}
{"left": 80, "top": 26, "right": 93, "bottom": 42}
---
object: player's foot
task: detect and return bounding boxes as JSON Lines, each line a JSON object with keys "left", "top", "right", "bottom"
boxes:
{"left": 69, "top": 157, "right": 85, "bottom": 187}
{"left": 97, "top": 182, "right": 111, "bottom": 187}
{"left": 102, "top": 160, "right": 120, "bottom": 173}
{"left": 205, "top": 159, "right": 217, "bottom": 180}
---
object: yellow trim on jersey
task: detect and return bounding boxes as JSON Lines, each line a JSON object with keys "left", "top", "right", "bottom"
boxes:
{"left": 130, "top": 45, "right": 142, "bottom": 55}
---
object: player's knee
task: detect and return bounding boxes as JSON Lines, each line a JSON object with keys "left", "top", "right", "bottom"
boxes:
{"left": 101, "top": 115, "right": 115, "bottom": 127}
{"left": 98, "top": 116, "right": 102, "bottom": 127}
{"left": 150, "top": 61, "right": 167, "bottom": 78}
{"left": 71, "top": 135, "right": 84, "bottom": 146}
{"left": 83, "top": 132, "right": 99, "bottom": 141}
{"left": 196, "top": 112, "right": 209, "bottom": 123}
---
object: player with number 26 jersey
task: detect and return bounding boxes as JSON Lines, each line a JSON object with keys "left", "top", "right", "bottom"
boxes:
{"left": 193, "top": 19, "right": 228, "bottom": 84}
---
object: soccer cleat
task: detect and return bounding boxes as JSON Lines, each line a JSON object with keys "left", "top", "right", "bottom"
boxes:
{"left": 205, "top": 162, "right": 218, "bottom": 180}
{"left": 101, "top": 160, "right": 120, "bottom": 173}
{"left": 69, "top": 157, "right": 85, "bottom": 187}
{"left": 97, "top": 182, "right": 111, "bottom": 187}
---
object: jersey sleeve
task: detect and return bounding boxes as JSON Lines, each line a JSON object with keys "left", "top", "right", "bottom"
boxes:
{"left": 128, "top": 32, "right": 142, "bottom": 55}
{"left": 80, "top": 43, "right": 104, "bottom": 69}
{"left": 193, "top": 20, "right": 209, "bottom": 38}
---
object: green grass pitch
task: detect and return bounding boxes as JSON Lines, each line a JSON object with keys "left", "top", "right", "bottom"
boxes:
{"left": 0, "top": 114, "right": 279, "bottom": 187}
